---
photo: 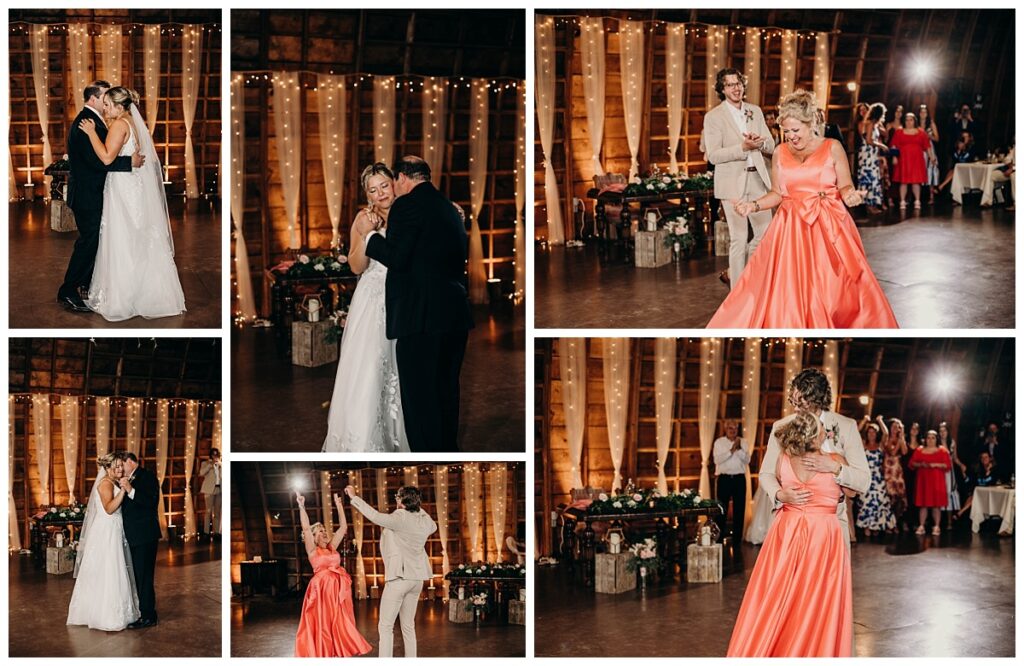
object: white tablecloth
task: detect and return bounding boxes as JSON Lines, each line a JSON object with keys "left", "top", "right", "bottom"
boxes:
{"left": 951, "top": 163, "right": 1006, "bottom": 206}
{"left": 970, "top": 486, "right": 1015, "bottom": 534}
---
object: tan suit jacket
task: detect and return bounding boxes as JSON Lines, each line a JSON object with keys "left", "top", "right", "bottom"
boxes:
{"left": 757, "top": 410, "right": 870, "bottom": 541}
{"left": 351, "top": 496, "right": 437, "bottom": 581}
{"left": 700, "top": 101, "right": 775, "bottom": 199}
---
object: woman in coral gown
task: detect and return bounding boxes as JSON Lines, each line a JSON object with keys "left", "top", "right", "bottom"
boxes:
{"left": 708, "top": 90, "right": 898, "bottom": 329}
{"left": 294, "top": 491, "right": 372, "bottom": 658}
{"left": 727, "top": 410, "right": 854, "bottom": 657}
{"left": 909, "top": 430, "right": 953, "bottom": 536}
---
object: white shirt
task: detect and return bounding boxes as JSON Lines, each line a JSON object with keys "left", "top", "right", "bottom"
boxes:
{"left": 713, "top": 436, "right": 751, "bottom": 475}
{"left": 725, "top": 102, "right": 756, "bottom": 169}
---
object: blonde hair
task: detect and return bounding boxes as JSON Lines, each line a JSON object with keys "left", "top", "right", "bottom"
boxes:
{"left": 105, "top": 86, "right": 140, "bottom": 110}
{"left": 309, "top": 522, "right": 327, "bottom": 538}
{"left": 777, "top": 90, "right": 821, "bottom": 134}
{"left": 97, "top": 452, "right": 118, "bottom": 470}
{"left": 775, "top": 410, "right": 822, "bottom": 457}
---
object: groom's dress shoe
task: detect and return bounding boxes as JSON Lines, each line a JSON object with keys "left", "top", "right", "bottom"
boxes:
{"left": 718, "top": 270, "right": 731, "bottom": 286}
{"left": 57, "top": 294, "right": 90, "bottom": 312}
{"left": 128, "top": 618, "right": 157, "bottom": 629}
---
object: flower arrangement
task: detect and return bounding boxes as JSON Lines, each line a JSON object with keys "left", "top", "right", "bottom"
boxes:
{"left": 37, "top": 501, "right": 85, "bottom": 523}
{"left": 446, "top": 562, "right": 526, "bottom": 579}
{"left": 663, "top": 216, "right": 695, "bottom": 254}
{"left": 625, "top": 537, "right": 664, "bottom": 574}
{"left": 272, "top": 248, "right": 354, "bottom": 280}
{"left": 587, "top": 487, "right": 719, "bottom": 516}
{"left": 470, "top": 592, "right": 490, "bottom": 609}
{"left": 622, "top": 167, "right": 715, "bottom": 197}
{"left": 44, "top": 155, "right": 72, "bottom": 174}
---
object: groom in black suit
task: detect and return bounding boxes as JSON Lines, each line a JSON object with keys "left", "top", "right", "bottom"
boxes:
{"left": 57, "top": 80, "right": 143, "bottom": 312}
{"left": 117, "top": 451, "right": 162, "bottom": 628}
{"left": 364, "top": 156, "right": 474, "bottom": 452}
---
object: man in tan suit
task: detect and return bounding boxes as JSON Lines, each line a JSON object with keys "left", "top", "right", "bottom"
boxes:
{"left": 198, "top": 448, "right": 221, "bottom": 537}
{"left": 701, "top": 68, "right": 775, "bottom": 286}
{"left": 756, "top": 369, "right": 869, "bottom": 546}
{"left": 346, "top": 484, "right": 437, "bottom": 658}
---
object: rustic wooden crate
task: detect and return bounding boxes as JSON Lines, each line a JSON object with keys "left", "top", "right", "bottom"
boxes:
{"left": 714, "top": 219, "right": 730, "bottom": 256}
{"left": 634, "top": 228, "right": 671, "bottom": 267}
{"left": 448, "top": 597, "right": 474, "bottom": 623}
{"left": 509, "top": 599, "right": 525, "bottom": 625}
{"left": 50, "top": 200, "right": 77, "bottom": 232}
{"left": 686, "top": 543, "right": 723, "bottom": 583}
{"left": 46, "top": 545, "right": 75, "bottom": 575}
{"left": 595, "top": 551, "right": 637, "bottom": 594}
{"left": 291, "top": 320, "right": 338, "bottom": 367}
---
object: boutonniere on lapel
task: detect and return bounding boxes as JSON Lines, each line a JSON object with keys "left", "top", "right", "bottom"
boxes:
{"left": 822, "top": 422, "right": 841, "bottom": 452}
{"left": 743, "top": 108, "right": 754, "bottom": 123}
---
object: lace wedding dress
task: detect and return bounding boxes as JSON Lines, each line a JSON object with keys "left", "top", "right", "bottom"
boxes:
{"left": 66, "top": 469, "right": 141, "bottom": 631}
{"left": 323, "top": 231, "right": 409, "bottom": 452}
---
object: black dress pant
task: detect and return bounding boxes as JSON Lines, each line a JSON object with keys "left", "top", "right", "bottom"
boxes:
{"left": 130, "top": 539, "right": 159, "bottom": 621}
{"left": 396, "top": 329, "right": 469, "bottom": 452}
{"left": 59, "top": 204, "right": 102, "bottom": 297}
{"left": 715, "top": 473, "right": 748, "bottom": 543}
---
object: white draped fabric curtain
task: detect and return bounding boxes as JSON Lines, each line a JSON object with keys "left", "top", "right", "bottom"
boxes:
{"left": 813, "top": 32, "right": 831, "bottom": 113}
{"left": 654, "top": 338, "right": 676, "bottom": 494}
{"left": 181, "top": 25, "right": 202, "bottom": 198}
{"left": 59, "top": 397, "right": 80, "bottom": 502}
{"left": 403, "top": 466, "right": 419, "bottom": 489}
{"left": 467, "top": 79, "right": 489, "bottom": 304}
{"left": 705, "top": 26, "right": 727, "bottom": 112}
{"left": 95, "top": 397, "right": 110, "bottom": 459}
{"left": 741, "top": 339, "right": 762, "bottom": 531}
{"left": 580, "top": 17, "right": 606, "bottom": 176}
{"left": 373, "top": 76, "right": 396, "bottom": 166}
{"left": 271, "top": 72, "right": 302, "bottom": 249}
{"left": 782, "top": 338, "right": 804, "bottom": 417}
{"left": 463, "top": 463, "right": 484, "bottom": 561}
{"left": 489, "top": 464, "right": 508, "bottom": 561}
{"left": 9, "top": 398, "right": 21, "bottom": 550}
{"left": 422, "top": 77, "right": 447, "bottom": 186}
{"left": 349, "top": 470, "right": 368, "bottom": 599}
{"left": 698, "top": 339, "right": 723, "bottom": 499}
{"left": 780, "top": 30, "right": 797, "bottom": 98}
{"left": 30, "top": 26, "right": 53, "bottom": 192}
{"left": 182, "top": 401, "right": 199, "bottom": 539}
{"left": 125, "top": 398, "right": 142, "bottom": 455}
{"left": 559, "top": 338, "right": 587, "bottom": 489}
{"left": 618, "top": 20, "right": 644, "bottom": 179}
{"left": 316, "top": 74, "right": 347, "bottom": 247}
{"left": 230, "top": 77, "right": 257, "bottom": 321}
{"left": 99, "top": 24, "right": 122, "bottom": 86}
{"left": 31, "top": 395, "right": 51, "bottom": 501}
{"left": 434, "top": 465, "right": 451, "bottom": 595}
{"left": 535, "top": 16, "right": 565, "bottom": 244}
{"left": 68, "top": 25, "right": 91, "bottom": 116}
{"left": 514, "top": 86, "right": 526, "bottom": 298}
{"left": 744, "top": 28, "right": 762, "bottom": 106}
{"left": 823, "top": 340, "right": 840, "bottom": 411}
{"left": 665, "top": 24, "right": 685, "bottom": 173}
{"left": 155, "top": 400, "right": 170, "bottom": 539}
{"left": 602, "top": 338, "right": 630, "bottom": 493}
{"left": 143, "top": 26, "right": 161, "bottom": 135}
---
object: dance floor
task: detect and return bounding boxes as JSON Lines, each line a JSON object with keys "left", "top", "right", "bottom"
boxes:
{"left": 535, "top": 203, "right": 1015, "bottom": 329}
{"left": 231, "top": 595, "right": 525, "bottom": 657}
{"left": 230, "top": 304, "right": 525, "bottom": 453}
{"left": 9, "top": 539, "right": 222, "bottom": 657}
{"left": 8, "top": 199, "right": 222, "bottom": 329}
{"left": 536, "top": 526, "right": 1014, "bottom": 657}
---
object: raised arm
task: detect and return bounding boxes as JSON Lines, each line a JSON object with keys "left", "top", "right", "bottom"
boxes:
{"left": 79, "top": 117, "right": 129, "bottom": 166}
{"left": 876, "top": 415, "right": 890, "bottom": 442}
{"left": 329, "top": 493, "right": 348, "bottom": 551}
{"left": 345, "top": 488, "right": 405, "bottom": 530}
{"left": 296, "top": 492, "right": 316, "bottom": 557}
{"left": 99, "top": 478, "right": 127, "bottom": 515}
{"left": 364, "top": 199, "right": 423, "bottom": 272}
{"left": 347, "top": 209, "right": 380, "bottom": 274}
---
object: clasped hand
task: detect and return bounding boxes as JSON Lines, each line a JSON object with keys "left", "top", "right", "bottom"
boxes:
{"left": 742, "top": 132, "right": 765, "bottom": 152}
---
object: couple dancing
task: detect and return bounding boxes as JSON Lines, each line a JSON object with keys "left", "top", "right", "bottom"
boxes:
{"left": 322, "top": 157, "right": 473, "bottom": 453}
{"left": 728, "top": 369, "right": 869, "bottom": 657}
{"left": 66, "top": 452, "right": 161, "bottom": 632}
{"left": 701, "top": 68, "right": 898, "bottom": 328}
{"left": 57, "top": 80, "right": 185, "bottom": 321}
{"left": 294, "top": 485, "right": 436, "bottom": 658}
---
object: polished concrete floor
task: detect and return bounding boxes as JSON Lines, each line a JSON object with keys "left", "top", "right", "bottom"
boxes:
{"left": 231, "top": 304, "right": 525, "bottom": 453}
{"left": 9, "top": 539, "right": 221, "bottom": 657}
{"left": 535, "top": 526, "right": 1014, "bottom": 657}
{"left": 231, "top": 595, "right": 525, "bottom": 657}
{"left": 536, "top": 203, "right": 1015, "bottom": 329}
{"left": 8, "top": 199, "right": 222, "bottom": 329}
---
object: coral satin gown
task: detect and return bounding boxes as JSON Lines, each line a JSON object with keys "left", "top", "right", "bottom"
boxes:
{"left": 294, "top": 547, "right": 372, "bottom": 657}
{"left": 708, "top": 139, "right": 899, "bottom": 328}
{"left": 727, "top": 454, "right": 853, "bottom": 657}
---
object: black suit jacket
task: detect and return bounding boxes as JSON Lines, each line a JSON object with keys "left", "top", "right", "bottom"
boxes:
{"left": 120, "top": 466, "right": 162, "bottom": 546}
{"left": 66, "top": 107, "right": 132, "bottom": 211}
{"left": 365, "top": 182, "right": 474, "bottom": 339}
{"left": 824, "top": 123, "right": 847, "bottom": 151}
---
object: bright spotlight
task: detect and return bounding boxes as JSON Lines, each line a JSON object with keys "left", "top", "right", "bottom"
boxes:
{"left": 858, "top": 395, "right": 870, "bottom": 406}
{"left": 932, "top": 370, "right": 958, "bottom": 397}
{"left": 291, "top": 475, "right": 308, "bottom": 492}
{"left": 846, "top": 81, "right": 858, "bottom": 92}
{"left": 910, "top": 56, "right": 936, "bottom": 83}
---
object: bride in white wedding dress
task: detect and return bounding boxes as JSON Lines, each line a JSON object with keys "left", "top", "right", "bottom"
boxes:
{"left": 67, "top": 454, "right": 141, "bottom": 631}
{"left": 322, "top": 163, "right": 409, "bottom": 452}
{"left": 78, "top": 86, "right": 186, "bottom": 321}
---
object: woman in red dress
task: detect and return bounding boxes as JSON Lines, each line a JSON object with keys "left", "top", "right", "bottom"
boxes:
{"left": 889, "top": 113, "right": 934, "bottom": 210}
{"left": 294, "top": 491, "right": 372, "bottom": 658}
{"left": 909, "top": 430, "right": 953, "bottom": 536}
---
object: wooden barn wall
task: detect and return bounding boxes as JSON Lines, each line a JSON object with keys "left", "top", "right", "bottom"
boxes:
{"left": 230, "top": 10, "right": 525, "bottom": 316}
{"left": 534, "top": 9, "right": 1016, "bottom": 240}
{"left": 534, "top": 337, "right": 1014, "bottom": 556}
{"left": 231, "top": 462, "right": 526, "bottom": 591}
{"left": 8, "top": 9, "right": 223, "bottom": 198}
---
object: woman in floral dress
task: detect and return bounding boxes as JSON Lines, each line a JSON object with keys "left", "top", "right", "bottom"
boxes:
{"left": 882, "top": 418, "right": 909, "bottom": 531}
{"left": 938, "top": 421, "right": 964, "bottom": 523}
{"left": 857, "top": 103, "right": 888, "bottom": 214}
{"left": 856, "top": 416, "right": 896, "bottom": 535}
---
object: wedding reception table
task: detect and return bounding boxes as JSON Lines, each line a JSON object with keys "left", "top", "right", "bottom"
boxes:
{"left": 238, "top": 558, "right": 287, "bottom": 597}
{"left": 445, "top": 574, "right": 526, "bottom": 625}
{"left": 969, "top": 485, "right": 1015, "bottom": 535}
{"left": 951, "top": 162, "right": 1008, "bottom": 206}
{"left": 585, "top": 188, "right": 716, "bottom": 261}
{"left": 264, "top": 270, "right": 357, "bottom": 356}
{"left": 29, "top": 517, "right": 83, "bottom": 565}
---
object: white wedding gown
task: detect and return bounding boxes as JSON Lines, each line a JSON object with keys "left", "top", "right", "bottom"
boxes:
{"left": 323, "top": 231, "right": 409, "bottom": 452}
{"left": 66, "top": 470, "right": 141, "bottom": 631}
{"left": 86, "top": 107, "right": 186, "bottom": 321}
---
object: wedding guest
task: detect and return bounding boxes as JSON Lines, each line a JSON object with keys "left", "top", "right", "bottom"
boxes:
{"left": 857, "top": 103, "right": 888, "bottom": 214}
{"left": 937, "top": 422, "right": 964, "bottom": 523}
{"left": 198, "top": 448, "right": 221, "bottom": 537}
{"left": 883, "top": 418, "right": 909, "bottom": 531}
{"left": 890, "top": 112, "right": 934, "bottom": 209}
{"left": 909, "top": 430, "right": 953, "bottom": 535}
{"left": 819, "top": 108, "right": 847, "bottom": 150}
{"left": 713, "top": 419, "right": 751, "bottom": 545}
{"left": 856, "top": 415, "right": 896, "bottom": 536}
{"left": 955, "top": 451, "right": 1001, "bottom": 521}
{"left": 950, "top": 103, "right": 979, "bottom": 150}
{"left": 919, "top": 105, "right": 941, "bottom": 196}
{"left": 764, "top": 110, "right": 781, "bottom": 145}
{"left": 938, "top": 131, "right": 978, "bottom": 193}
